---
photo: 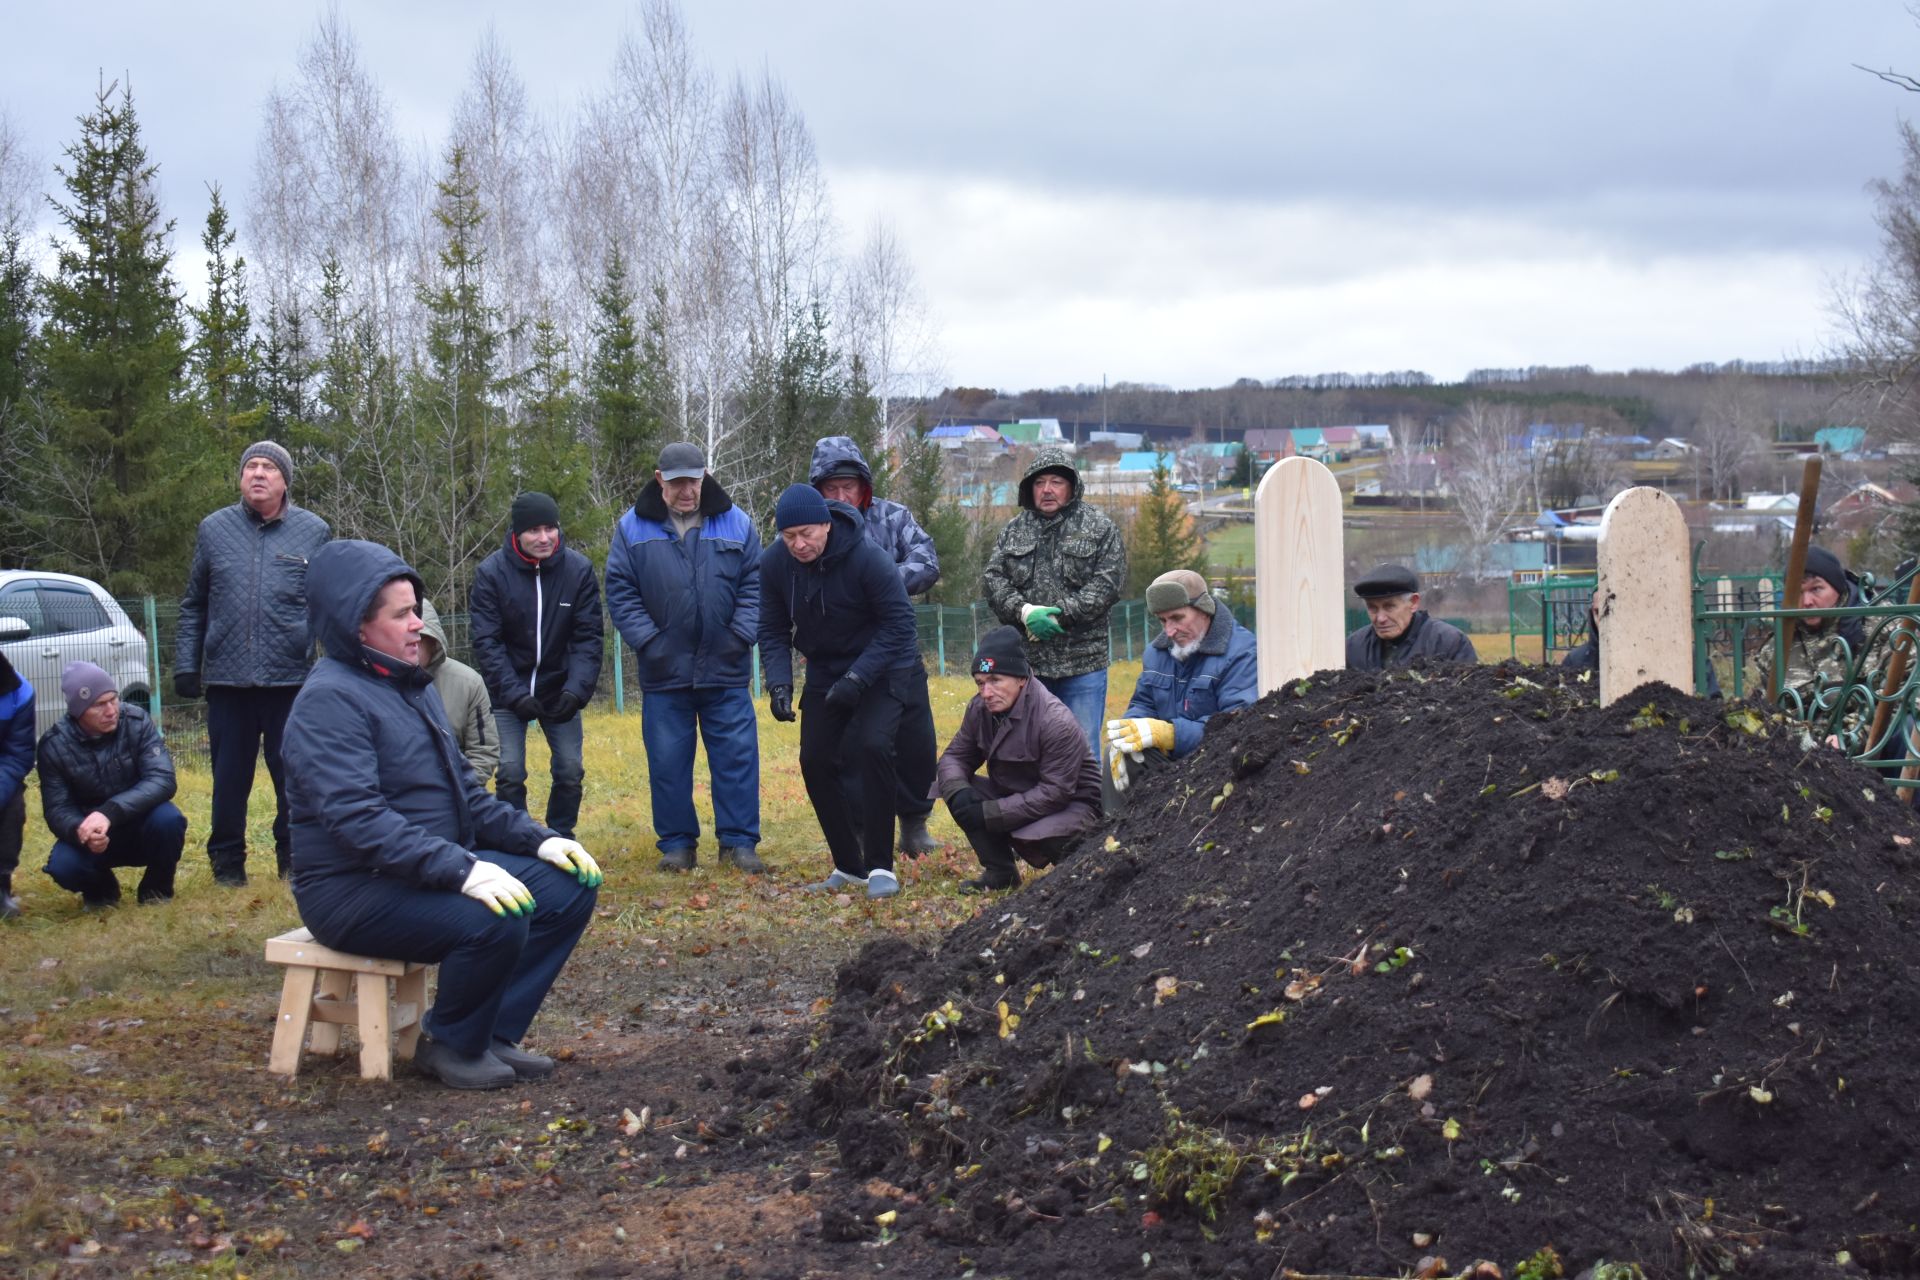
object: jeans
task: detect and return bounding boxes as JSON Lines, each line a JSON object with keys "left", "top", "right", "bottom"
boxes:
{"left": 44, "top": 801, "right": 187, "bottom": 904}
{"left": 640, "top": 686, "right": 760, "bottom": 853}
{"left": 1037, "top": 670, "right": 1106, "bottom": 764}
{"left": 799, "top": 670, "right": 911, "bottom": 878}
{"left": 295, "top": 850, "right": 596, "bottom": 1057}
{"left": 205, "top": 685, "right": 298, "bottom": 879}
{"left": 494, "top": 709, "right": 586, "bottom": 838}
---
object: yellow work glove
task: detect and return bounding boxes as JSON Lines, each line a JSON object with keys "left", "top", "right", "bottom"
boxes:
{"left": 537, "top": 837, "right": 604, "bottom": 887}
{"left": 1106, "top": 717, "right": 1175, "bottom": 758}
{"left": 1109, "top": 746, "right": 1133, "bottom": 792}
{"left": 461, "top": 860, "right": 536, "bottom": 916}
{"left": 1020, "top": 603, "right": 1065, "bottom": 640}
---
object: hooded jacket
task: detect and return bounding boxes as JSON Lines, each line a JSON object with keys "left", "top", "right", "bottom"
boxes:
{"left": 419, "top": 598, "right": 499, "bottom": 782}
{"left": 176, "top": 499, "right": 331, "bottom": 686}
{"left": 936, "top": 675, "right": 1102, "bottom": 838}
{"left": 807, "top": 436, "right": 940, "bottom": 596}
{"left": 605, "top": 474, "right": 760, "bottom": 691}
{"left": 982, "top": 449, "right": 1128, "bottom": 680}
{"left": 1124, "top": 608, "right": 1260, "bottom": 757}
{"left": 757, "top": 501, "right": 919, "bottom": 690}
{"left": 1345, "top": 610, "right": 1478, "bottom": 671}
{"left": 0, "top": 656, "right": 32, "bottom": 809}
{"left": 1747, "top": 578, "right": 1877, "bottom": 716}
{"left": 470, "top": 528, "right": 605, "bottom": 713}
{"left": 283, "top": 540, "right": 551, "bottom": 893}
{"left": 37, "top": 704, "right": 176, "bottom": 846}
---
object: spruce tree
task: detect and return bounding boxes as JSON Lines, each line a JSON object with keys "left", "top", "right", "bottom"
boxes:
{"left": 519, "top": 305, "right": 592, "bottom": 544}
{"left": 1125, "top": 460, "right": 1207, "bottom": 595}
{"left": 584, "top": 249, "right": 669, "bottom": 504}
{"left": 0, "top": 223, "right": 39, "bottom": 567}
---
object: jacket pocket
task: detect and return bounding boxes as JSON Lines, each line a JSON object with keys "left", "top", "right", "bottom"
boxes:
{"left": 272, "top": 553, "right": 309, "bottom": 604}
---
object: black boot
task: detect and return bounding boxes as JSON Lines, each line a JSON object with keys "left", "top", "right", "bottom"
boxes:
{"left": 137, "top": 863, "right": 176, "bottom": 905}
{"left": 897, "top": 814, "right": 939, "bottom": 858}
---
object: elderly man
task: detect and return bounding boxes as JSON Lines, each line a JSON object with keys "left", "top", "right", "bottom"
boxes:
{"left": 1106, "top": 570, "right": 1259, "bottom": 792}
{"left": 176, "top": 440, "right": 330, "bottom": 885}
{"left": 38, "top": 662, "right": 186, "bottom": 910}
{"left": 810, "top": 434, "right": 941, "bottom": 856}
{"left": 471, "top": 492, "right": 604, "bottom": 839}
{"left": 982, "top": 448, "right": 1127, "bottom": 760}
{"left": 759, "top": 484, "right": 922, "bottom": 899}
{"left": 606, "top": 442, "right": 763, "bottom": 873}
{"left": 1345, "top": 563, "right": 1478, "bottom": 671}
{"left": 284, "top": 540, "right": 603, "bottom": 1091}
{"left": 937, "top": 626, "right": 1102, "bottom": 893}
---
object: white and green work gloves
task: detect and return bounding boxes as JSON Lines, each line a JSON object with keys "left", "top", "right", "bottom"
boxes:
{"left": 461, "top": 860, "right": 536, "bottom": 916}
{"left": 537, "top": 837, "right": 604, "bottom": 887}
{"left": 1020, "top": 603, "right": 1065, "bottom": 640}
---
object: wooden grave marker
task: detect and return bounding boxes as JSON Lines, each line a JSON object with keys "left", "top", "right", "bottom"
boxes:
{"left": 1596, "top": 486, "right": 1693, "bottom": 706}
{"left": 1254, "top": 456, "right": 1345, "bottom": 695}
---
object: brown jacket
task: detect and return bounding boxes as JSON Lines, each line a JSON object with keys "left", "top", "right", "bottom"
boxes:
{"left": 936, "top": 677, "right": 1101, "bottom": 840}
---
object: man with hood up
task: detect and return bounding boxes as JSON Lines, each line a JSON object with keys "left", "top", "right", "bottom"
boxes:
{"left": 470, "top": 493, "right": 604, "bottom": 838}
{"left": 605, "top": 442, "right": 764, "bottom": 874}
{"left": 808, "top": 435, "right": 941, "bottom": 857}
{"left": 283, "top": 540, "right": 604, "bottom": 1091}
{"left": 982, "top": 447, "right": 1128, "bottom": 762}
{"left": 419, "top": 599, "right": 499, "bottom": 784}
{"left": 758, "top": 484, "right": 923, "bottom": 899}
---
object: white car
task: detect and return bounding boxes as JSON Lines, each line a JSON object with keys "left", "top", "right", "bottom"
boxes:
{"left": 0, "top": 570, "right": 155, "bottom": 739}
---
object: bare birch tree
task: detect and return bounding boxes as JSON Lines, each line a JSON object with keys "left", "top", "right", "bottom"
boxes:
{"left": 1691, "top": 377, "right": 1767, "bottom": 501}
{"left": 842, "top": 217, "right": 938, "bottom": 463}
{"left": 1447, "top": 399, "right": 1530, "bottom": 576}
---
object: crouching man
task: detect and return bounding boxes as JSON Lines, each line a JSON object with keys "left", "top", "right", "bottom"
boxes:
{"left": 936, "top": 626, "right": 1101, "bottom": 893}
{"left": 283, "top": 540, "right": 604, "bottom": 1090}
{"left": 39, "top": 662, "right": 186, "bottom": 909}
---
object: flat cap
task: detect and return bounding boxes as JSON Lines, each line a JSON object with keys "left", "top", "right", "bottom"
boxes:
{"left": 657, "top": 441, "right": 707, "bottom": 481}
{"left": 1353, "top": 563, "right": 1419, "bottom": 599}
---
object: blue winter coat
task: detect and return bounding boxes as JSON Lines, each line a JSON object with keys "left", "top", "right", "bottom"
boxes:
{"left": 283, "top": 540, "right": 552, "bottom": 894}
{"left": 1124, "top": 608, "right": 1260, "bottom": 757}
{"left": 0, "top": 663, "right": 32, "bottom": 808}
{"left": 758, "top": 502, "right": 919, "bottom": 691}
{"left": 605, "top": 475, "right": 760, "bottom": 691}
{"left": 469, "top": 532, "right": 604, "bottom": 713}
{"left": 807, "top": 436, "right": 940, "bottom": 595}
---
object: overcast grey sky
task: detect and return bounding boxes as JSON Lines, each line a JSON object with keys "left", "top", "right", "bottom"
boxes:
{"left": 4, "top": 1, "right": 1918, "bottom": 389}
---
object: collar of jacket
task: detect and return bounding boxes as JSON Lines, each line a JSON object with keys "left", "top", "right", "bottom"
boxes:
{"left": 1385, "top": 610, "right": 1431, "bottom": 650}
{"left": 1151, "top": 607, "right": 1233, "bottom": 656}
{"left": 242, "top": 497, "right": 288, "bottom": 527}
{"left": 633, "top": 474, "right": 735, "bottom": 524}
{"left": 355, "top": 643, "right": 434, "bottom": 688}
{"left": 506, "top": 529, "right": 566, "bottom": 572}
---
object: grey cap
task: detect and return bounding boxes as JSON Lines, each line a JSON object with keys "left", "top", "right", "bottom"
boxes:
{"left": 657, "top": 441, "right": 707, "bottom": 481}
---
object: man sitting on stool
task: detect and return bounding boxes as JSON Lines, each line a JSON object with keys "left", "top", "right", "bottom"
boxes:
{"left": 936, "top": 626, "right": 1101, "bottom": 893}
{"left": 38, "top": 662, "right": 185, "bottom": 909}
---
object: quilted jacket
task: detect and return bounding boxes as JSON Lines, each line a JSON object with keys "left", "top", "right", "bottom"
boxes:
{"left": 176, "top": 501, "right": 331, "bottom": 686}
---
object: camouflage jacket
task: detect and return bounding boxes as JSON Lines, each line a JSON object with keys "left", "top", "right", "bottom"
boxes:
{"left": 982, "top": 449, "right": 1127, "bottom": 680}
{"left": 1746, "top": 606, "right": 1882, "bottom": 732}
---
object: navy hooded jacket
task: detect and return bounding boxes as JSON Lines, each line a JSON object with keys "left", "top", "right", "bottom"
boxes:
{"left": 757, "top": 501, "right": 919, "bottom": 690}
{"left": 807, "top": 436, "right": 940, "bottom": 596}
{"left": 283, "top": 539, "right": 552, "bottom": 893}
{"left": 605, "top": 474, "right": 760, "bottom": 691}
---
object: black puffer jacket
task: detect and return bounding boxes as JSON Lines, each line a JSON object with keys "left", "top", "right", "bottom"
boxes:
{"left": 284, "top": 540, "right": 551, "bottom": 893}
{"left": 469, "top": 531, "right": 605, "bottom": 713}
{"left": 37, "top": 705, "right": 177, "bottom": 846}
{"left": 176, "top": 501, "right": 332, "bottom": 686}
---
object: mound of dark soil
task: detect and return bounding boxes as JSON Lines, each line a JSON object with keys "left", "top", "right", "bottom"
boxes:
{"left": 767, "top": 663, "right": 1920, "bottom": 1278}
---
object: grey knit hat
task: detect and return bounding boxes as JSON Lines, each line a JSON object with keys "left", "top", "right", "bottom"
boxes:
{"left": 240, "top": 440, "right": 294, "bottom": 486}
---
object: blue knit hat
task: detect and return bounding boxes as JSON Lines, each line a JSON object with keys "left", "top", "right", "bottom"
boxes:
{"left": 774, "top": 483, "right": 831, "bottom": 530}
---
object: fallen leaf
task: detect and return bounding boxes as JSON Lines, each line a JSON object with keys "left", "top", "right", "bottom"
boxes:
{"left": 365, "top": 1130, "right": 388, "bottom": 1155}
{"left": 620, "top": 1108, "right": 645, "bottom": 1137}
{"left": 1540, "top": 776, "right": 1570, "bottom": 801}
{"left": 1130, "top": 942, "right": 1153, "bottom": 959}
{"left": 1245, "top": 1009, "right": 1286, "bottom": 1031}
{"left": 1153, "top": 976, "right": 1180, "bottom": 1006}
{"left": 874, "top": 1209, "right": 897, "bottom": 1227}
{"left": 345, "top": 1219, "right": 375, "bottom": 1240}
{"left": 1298, "top": 1092, "right": 1320, "bottom": 1110}
{"left": 1895, "top": 834, "right": 1913, "bottom": 848}
{"left": 1408, "top": 1074, "right": 1433, "bottom": 1101}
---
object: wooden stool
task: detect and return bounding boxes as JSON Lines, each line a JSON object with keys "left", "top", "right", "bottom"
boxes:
{"left": 265, "top": 928, "right": 429, "bottom": 1080}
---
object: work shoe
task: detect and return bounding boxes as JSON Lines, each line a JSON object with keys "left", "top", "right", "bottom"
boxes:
{"left": 657, "top": 847, "right": 696, "bottom": 873}
{"left": 866, "top": 868, "right": 900, "bottom": 899}
{"left": 137, "top": 868, "right": 176, "bottom": 904}
{"left": 213, "top": 871, "right": 248, "bottom": 888}
{"left": 490, "top": 1039, "right": 556, "bottom": 1080}
{"left": 0, "top": 893, "right": 21, "bottom": 921}
{"left": 802, "top": 869, "right": 868, "bottom": 892}
{"left": 958, "top": 875, "right": 1019, "bottom": 895}
{"left": 413, "top": 1037, "right": 515, "bottom": 1090}
{"left": 897, "top": 815, "right": 939, "bottom": 858}
{"left": 719, "top": 845, "right": 766, "bottom": 874}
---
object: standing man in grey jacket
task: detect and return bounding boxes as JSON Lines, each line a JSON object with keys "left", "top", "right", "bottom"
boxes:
{"left": 176, "top": 441, "right": 330, "bottom": 885}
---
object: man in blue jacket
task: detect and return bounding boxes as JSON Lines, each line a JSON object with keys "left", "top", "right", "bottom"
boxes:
{"left": 284, "top": 540, "right": 603, "bottom": 1091}
{"left": 1107, "top": 571, "right": 1259, "bottom": 793}
{"left": 606, "top": 442, "right": 764, "bottom": 873}
{"left": 0, "top": 652, "right": 32, "bottom": 918}
{"left": 759, "top": 484, "right": 923, "bottom": 899}
{"left": 809, "top": 436, "right": 942, "bottom": 857}
{"left": 471, "top": 493, "right": 604, "bottom": 839}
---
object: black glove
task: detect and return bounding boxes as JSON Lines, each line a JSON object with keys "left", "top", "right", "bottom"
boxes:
{"left": 548, "top": 691, "right": 584, "bottom": 721}
{"left": 174, "top": 672, "right": 202, "bottom": 700}
{"left": 511, "top": 695, "right": 543, "bottom": 722}
{"left": 769, "top": 685, "right": 796, "bottom": 722}
{"left": 824, "top": 674, "right": 866, "bottom": 713}
{"left": 945, "top": 786, "right": 986, "bottom": 830}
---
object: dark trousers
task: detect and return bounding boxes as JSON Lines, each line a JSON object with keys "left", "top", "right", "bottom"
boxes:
{"left": 206, "top": 685, "right": 298, "bottom": 878}
{"left": 891, "top": 670, "right": 937, "bottom": 820}
{"left": 0, "top": 788, "right": 24, "bottom": 880}
{"left": 295, "top": 851, "right": 597, "bottom": 1057}
{"left": 44, "top": 802, "right": 187, "bottom": 904}
{"left": 948, "top": 802, "right": 1073, "bottom": 886}
{"left": 800, "top": 671, "right": 909, "bottom": 878}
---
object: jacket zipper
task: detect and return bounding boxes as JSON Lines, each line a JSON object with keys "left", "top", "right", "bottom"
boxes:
{"left": 530, "top": 568, "right": 544, "bottom": 698}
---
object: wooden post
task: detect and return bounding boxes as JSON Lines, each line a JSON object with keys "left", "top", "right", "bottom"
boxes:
{"left": 1866, "top": 570, "right": 1920, "bottom": 753}
{"left": 1254, "top": 457, "right": 1345, "bottom": 694}
{"left": 1775, "top": 456, "right": 1822, "bottom": 701}
{"left": 1596, "top": 487, "right": 1693, "bottom": 707}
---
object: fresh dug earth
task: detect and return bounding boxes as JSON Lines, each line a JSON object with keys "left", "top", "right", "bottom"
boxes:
{"left": 772, "top": 663, "right": 1920, "bottom": 1278}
